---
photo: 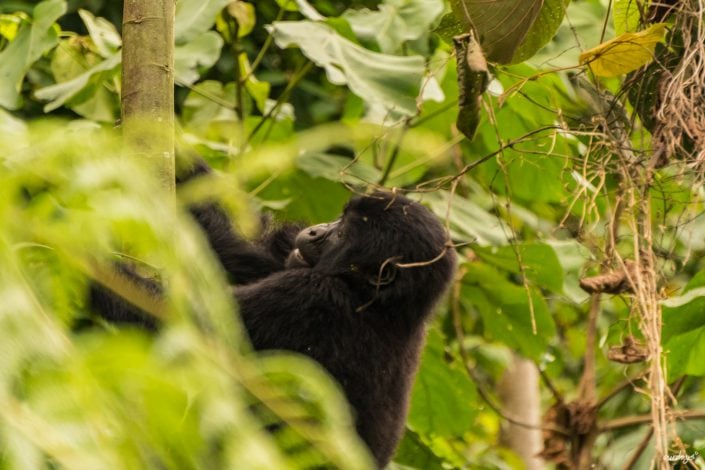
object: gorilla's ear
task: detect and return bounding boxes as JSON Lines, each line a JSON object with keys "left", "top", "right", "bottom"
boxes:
{"left": 368, "top": 261, "right": 397, "bottom": 287}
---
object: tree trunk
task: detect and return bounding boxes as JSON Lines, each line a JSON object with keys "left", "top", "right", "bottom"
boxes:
{"left": 121, "top": 0, "right": 175, "bottom": 191}
{"left": 499, "top": 355, "right": 545, "bottom": 470}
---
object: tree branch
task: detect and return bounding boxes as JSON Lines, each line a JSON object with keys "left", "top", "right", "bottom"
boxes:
{"left": 601, "top": 409, "right": 705, "bottom": 432}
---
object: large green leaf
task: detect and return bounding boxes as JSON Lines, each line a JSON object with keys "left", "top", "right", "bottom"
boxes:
{"left": 35, "top": 52, "right": 120, "bottom": 113}
{"left": 662, "top": 288, "right": 705, "bottom": 341}
{"left": 392, "top": 430, "right": 445, "bottom": 469}
{"left": 175, "top": 31, "right": 224, "bottom": 86}
{"left": 78, "top": 9, "right": 121, "bottom": 57}
{"left": 182, "top": 80, "right": 238, "bottom": 130}
{"left": 426, "top": 191, "right": 511, "bottom": 246}
{"left": 46, "top": 37, "right": 118, "bottom": 122}
{"left": 449, "top": 0, "right": 543, "bottom": 64}
{"left": 297, "top": 150, "right": 382, "bottom": 185}
{"left": 175, "top": 0, "right": 231, "bottom": 43}
{"left": 407, "top": 329, "right": 477, "bottom": 436}
{"left": 613, "top": 0, "right": 642, "bottom": 34}
{"left": 662, "top": 268, "right": 705, "bottom": 379}
{"left": 463, "top": 263, "right": 556, "bottom": 360}
{"left": 343, "top": 0, "right": 444, "bottom": 53}
{"left": 529, "top": 0, "right": 611, "bottom": 68}
{"left": 268, "top": 21, "right": 425, "bottom": 116}
{"left": 512, "top": 0, "right": 569, "bottom": 63}
{"left": 474, "top": 243, "right": 564, "bottom": 293}
{"left": 0, "top": 0, "right": 66, "bottom": 109}
{"left": 664, "top": 327, "right": 705, "bottom": 379}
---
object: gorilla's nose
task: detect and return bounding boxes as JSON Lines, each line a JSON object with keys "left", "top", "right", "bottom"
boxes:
{"left": 301, "top": 223, "right": 331, "bottom": 243}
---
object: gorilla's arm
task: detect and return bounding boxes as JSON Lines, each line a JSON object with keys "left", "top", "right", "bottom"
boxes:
{"left": 87, "top": 264, "right": 160, "bottom": 329}
{"left": 188, "top": 202, "right": 301, "bottom": 284}
{"left": 178, "top": 160, "right": 301, "bottom": 284}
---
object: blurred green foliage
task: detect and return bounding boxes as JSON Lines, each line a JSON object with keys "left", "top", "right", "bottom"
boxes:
{"left": 2, "top": 0, "right": 705, "bottom": 468}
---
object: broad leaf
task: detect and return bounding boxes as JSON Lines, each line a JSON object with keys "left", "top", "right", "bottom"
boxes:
{"left": 665, "top": 327, "right": 705, "bottom": 379}
{"left": 182, "top": 80, "right": 237, "bottom": 130}
{"left": 613, "top": 0, "right": 642, "bottom": 35}
{"left": 463, "top": 263, "right": 556, "bottom": 360}
{"left": 579, "top": 23, "right": 667, "bottom": 77}
{"left": 236, "top": 52, "right": 271, "bottom": 114}
{"left": 426, "top": 191, "right": 511, "bottom": 246}
{"left": 450, "top": 0, "right": 543, "bottom": 64}
{"left": 408, "top": 329, "right": 477, "bottom": 436}
{"left": 268, "top": 21, "right": 425, "bottom": 116}
{"left": 48, "top": 37, "right": 118, "bottom": 121}
{"left": 393, "top": 431, "right": 445, "bottom": 469}
{"left": 512, "top": 0, "right": 569, "bottom": 63}
{"left": 661, "top": 268, "right": 705, "bottom": 379}
{"left": 227, "top": 1, "right": 256, "bottom": 38}
{"left": 662, "top": 289, "right": 705, "bottom": 341}
{"left": 175, "top": 0, "right": 231, "bottom": 43}
{"left": 78, "top": 9, "right": 121, "bottom": 57}
{"left": 297, "top": 151, "right": 382, "bottom": 185}
{"left": 175, "top": 31, "right": 224, "bottom": 86}
{"left": 474, "top": 243, "right": 564, "bottom": 293}
{"left": 35, "top": 52, "right": 120, "bottom": 113}
{"left": 0, "top": 0, "right": 66, "bottom": 109}
{"left": 343, "top": 0, "right": 444, "bottom": 53}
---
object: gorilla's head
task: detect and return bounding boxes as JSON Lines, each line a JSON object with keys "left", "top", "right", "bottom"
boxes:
{"left": 286, "top": 191, "right": 456, "bottom": 312}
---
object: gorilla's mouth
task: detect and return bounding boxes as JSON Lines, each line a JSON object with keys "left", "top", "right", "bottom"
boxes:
{"left": 292, "top": 248, "right": 310, "bottom": 266}
{"left": 286, "top": 248, "right": 312, "bottom": 268}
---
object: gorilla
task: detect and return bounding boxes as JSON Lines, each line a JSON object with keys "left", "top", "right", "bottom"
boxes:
{"left": 91, "top": 165, "right": 457, "bottom": 467}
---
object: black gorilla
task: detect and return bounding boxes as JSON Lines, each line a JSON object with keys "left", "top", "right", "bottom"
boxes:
{"left": 92, "top": 167, "right": 457, "bottom": 467}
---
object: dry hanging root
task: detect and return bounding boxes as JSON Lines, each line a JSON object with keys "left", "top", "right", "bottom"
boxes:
{"left": 607, "top": 336, "right": 649, "bottom": 364}
{"left": 579, "top": 260, "right": 640, "bottom": 294}
{"left": 649, "top": 0, "right": 705, "bottom": 167}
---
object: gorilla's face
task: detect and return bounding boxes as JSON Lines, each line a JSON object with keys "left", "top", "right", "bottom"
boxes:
{"left": 286, "top": 219, "right": 343, "bottom": 268}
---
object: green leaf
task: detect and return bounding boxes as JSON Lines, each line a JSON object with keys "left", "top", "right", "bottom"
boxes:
{"left": 512, "top": 0, "right": 569, "bottom": 63}
{"left": 449, "top": 0, "right": 543, "bottom": 64}
{"left": 660, "top": 267, "right": 705, "bottom": 379}
{"left": 662, "top": 288, "right": 705, "bottom": 341}
{"left": 408, "top": 329, "right": 477, "bottom": 436}
{"left": 392, "top": 431, "right": 445, "bottom": 469}
{"left": 0, "top": 12, "right": 25, "bottom": 41}
{"left": 239, "top": 52, "right": 270, "bottom": 113}
{"left": 174, "top": 31, "right": 224, "bottom": 86}
{"left": 297, "top": 151, "right": 382, "bottom": 184}
{"left": 664, "top": 327, "right": 705, "bottom": 379}
{"left": 474, "top": 243, "right": 564, "bottom": 293}
{"left": 78, "top": 9, "right": 121, "bottom": 57}
{"left": 426, "top": 191, "right": 511, "bottom": 246}
{"left": 226, "top": 1, "right": 256, "bottom": 38}
{"left": 175, "top": 0, "right": 231, "bottom": 43}
{"left": 613, "top": 0, "right": 642, "bottom": 35}
{"left": 342, "top": 0, "right": 444, "bottom": 53}
{"left": 48, "top": 37, "right": 118, "bottom": 122}
{"left": 547, "top": 240, "right": 593, "bottom": 303}
{"left": 268, "top": 21, "right": 425, "bottom": 116}
{"left": 35, "top": 51, "right": 120, "bottom": 113}
{"left": 464, "top": 263, "right": 556, "bottom": 360}
{"left": 0, "top": 0, "right": 66, "bottom": 109}
{"left": 528, "top": 0, "right": 611, "bottom": 68}
{"left": 275, "top": 0, "right": 300, "bottom": 12}
{"left": 182, "top": 80, "right": 238, "bottom": 130}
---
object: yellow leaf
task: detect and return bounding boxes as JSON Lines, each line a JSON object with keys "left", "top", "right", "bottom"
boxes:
{"left": 579, "top": 23, "right": 668, "bottom": 77}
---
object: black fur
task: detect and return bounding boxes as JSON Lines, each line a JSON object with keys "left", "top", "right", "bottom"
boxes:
{"left": 235, "top": 192, "right": 456, "bottom": 466}
{"left": 91, "top": 171, "right": 456, "bottom": 467}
